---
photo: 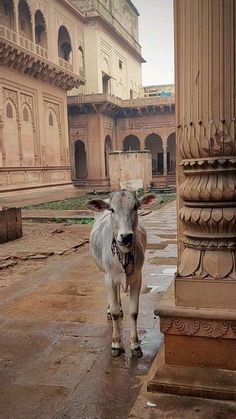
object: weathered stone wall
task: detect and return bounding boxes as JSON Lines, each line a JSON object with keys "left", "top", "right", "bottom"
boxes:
{"left": 109, "top": 151, "right": 152, "bottom": 191}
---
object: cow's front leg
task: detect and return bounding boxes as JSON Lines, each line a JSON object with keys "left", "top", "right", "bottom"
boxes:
{"left": 107, "top": 285, "right": 123, "bottom": 320}
{"left": 130, "top": 273, "right": 142, "bottom": 357}
{"left": 105, "top": 275, "right": 124, "bottom": 357}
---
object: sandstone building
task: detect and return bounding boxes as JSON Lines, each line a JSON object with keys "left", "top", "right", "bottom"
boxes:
{"left": 0, "top": 0, "right": 176, "bottom": 192}
{"left": 68, "top": 0, "right": 176, "bottom": 190}
{"left": 0, "top": 0, "right": 85, "bottom": 189}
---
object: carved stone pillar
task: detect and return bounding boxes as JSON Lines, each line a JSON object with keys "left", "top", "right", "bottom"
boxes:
{"left": 148, "top": 0, "right": 236, "bottom": 399}
{"left": 175, "top": 0, "right": 236, "bottom": 308}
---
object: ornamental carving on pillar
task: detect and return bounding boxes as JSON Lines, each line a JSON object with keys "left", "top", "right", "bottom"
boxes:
{"left": 177, "top": 121, "right": 236, "bottom": 280}
{"left": 160, "top": 317, "right": 236, "bottom": 339}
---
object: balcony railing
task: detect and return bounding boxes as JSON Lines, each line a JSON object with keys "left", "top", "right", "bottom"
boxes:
{"left": 59, "top": 57, "right": 73, "bottom": 72}
{"left": 0, "top": 25, "right": 17, "bottom": 43}
{"left": 35, "top": 44, "right": 48, "bottom": 60}
{"left": 0, "top": 24, "right": 85, "bottom": 81}
{"left": 19, "top": 34, "right": 34, "bottom": 53}
{"left": 79, "top": 67, "right": 85, "bottom": 78}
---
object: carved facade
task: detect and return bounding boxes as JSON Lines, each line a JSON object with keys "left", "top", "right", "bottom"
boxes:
{"left": 0, "top": 0, "right": 85, "bottom": 189}
{"left": 68, "top": 94, "right": 176, "bottom": 189}
{"left": 69, "top": 0, "right": 144, "bottom": 99}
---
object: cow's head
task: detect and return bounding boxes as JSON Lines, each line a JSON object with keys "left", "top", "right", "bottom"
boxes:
{"left": 86, "top": 190, "right": 157, "bottom": 253}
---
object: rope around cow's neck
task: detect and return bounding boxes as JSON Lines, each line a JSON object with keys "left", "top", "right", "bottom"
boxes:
{"left": 111, "top": 236, "right": 135, "bottom": 276}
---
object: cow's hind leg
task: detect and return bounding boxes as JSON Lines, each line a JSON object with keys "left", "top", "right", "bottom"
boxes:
{"left": 130, "top": 274, "right": 142, "bottom": 357}
{"left": 105, "top": 275, "right": 124, "bottom": 357}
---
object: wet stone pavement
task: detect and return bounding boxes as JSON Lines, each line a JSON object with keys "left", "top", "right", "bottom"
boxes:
{"left": 0, "top": 202, "right": 177, "bottom": 419}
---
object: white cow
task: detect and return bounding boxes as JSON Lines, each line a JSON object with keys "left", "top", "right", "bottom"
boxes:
{"left": 87, "top": 190, "right": 156, "bottom": 357}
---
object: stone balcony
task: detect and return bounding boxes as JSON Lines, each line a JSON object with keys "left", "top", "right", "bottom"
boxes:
{"left": 68, "top": 93, "right": 175, "bottom": 116}
{"left": 0, "top": 24, "right": 85, "bottom": 90}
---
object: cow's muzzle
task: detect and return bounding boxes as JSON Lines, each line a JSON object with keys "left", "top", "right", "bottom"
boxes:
{"left": 118, "top": 233, "right": 134, "bottom": 247}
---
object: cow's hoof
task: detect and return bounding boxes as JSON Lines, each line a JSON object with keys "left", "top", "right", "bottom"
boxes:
{"left": 131, "top": 347, "right": 143, "bottom": 358}
{"left": 107, "top": 312, "right": 112, "bottom": 320}
{"left": 111, "top": 347, "right": 125, "bottom": 357}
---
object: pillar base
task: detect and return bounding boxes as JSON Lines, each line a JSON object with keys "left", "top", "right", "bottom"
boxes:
{"left": 175, "top": 278, "right": 236, "bottom": 309}
{"left": 150, "top": 282, "right": 236, "bottom": 400}
{"left": 148, "top": 347, "right": 236, "bottom": 401}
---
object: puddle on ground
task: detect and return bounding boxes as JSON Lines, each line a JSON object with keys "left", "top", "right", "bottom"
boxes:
{"left": 150, "top": 257, "right": 177, "bottom": 265}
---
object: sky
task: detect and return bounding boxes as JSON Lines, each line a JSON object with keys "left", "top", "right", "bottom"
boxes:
{"left": 132, "top": 0, "right": 174, "bottom": 86}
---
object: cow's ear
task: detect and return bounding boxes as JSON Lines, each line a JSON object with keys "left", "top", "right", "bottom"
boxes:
{"left": 86, "top": 199, "right": 110, "bottom": 212}
{"left": 138, "top": 193, "right": 159, "bottom": 207}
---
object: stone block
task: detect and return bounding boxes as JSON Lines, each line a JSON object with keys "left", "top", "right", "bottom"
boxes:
{"left": 0, "top": 207, "right": 22, "bottom": 244}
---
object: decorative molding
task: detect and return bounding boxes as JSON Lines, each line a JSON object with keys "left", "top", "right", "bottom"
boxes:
{"left": 0, "top": 40, "right": 83, "bottom": 90}
{"left": 160, "top": 317, "right": 236, "bottom": 339}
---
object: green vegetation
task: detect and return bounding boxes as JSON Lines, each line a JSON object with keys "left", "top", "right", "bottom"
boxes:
{"left": 23, "top": 192, "right": 176, "bottom": 212}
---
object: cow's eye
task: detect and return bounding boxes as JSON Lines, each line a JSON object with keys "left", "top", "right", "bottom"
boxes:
{"left": 110, "top": 208, "right": 114, "bottom": 213}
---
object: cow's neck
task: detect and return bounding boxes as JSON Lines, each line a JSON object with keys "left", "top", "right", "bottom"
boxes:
{"left": 111, "top": 236, "right": 135, "bottom": 276}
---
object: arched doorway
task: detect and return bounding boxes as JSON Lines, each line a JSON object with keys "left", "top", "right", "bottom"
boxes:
{"left": 0, "top": 0, "right": 15, "bottom": 29}
{"left": 75, "top": 140, "right": 87, "bottom": 179}
{"left": 18, "top": 0, "right": 32, "bottom": 40}
{"left": 123, "top": 135, "right": 140, "bottom": 151}
{"left": 35, "top": 9, "right": 47, "bottom": 49}
{"left": 104, "top": 135, "right": 112, "bottom": 177}
{"left": 145, "top": 133, "right": 163, "bottom": 175}
{"left": 167, "top": 132, "right": 176, "bottom": 173}
{"left": 58, "top": 25, "right": 72, "bottom": 62}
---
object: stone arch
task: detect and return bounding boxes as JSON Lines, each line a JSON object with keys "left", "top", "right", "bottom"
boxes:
{"left": 167, "top": 132, "right": 176, "bottom": 173}
{"left": 45, "top": 108, "right": 60, "bottom": 165}
{"left": 21, "top": 102, "right": 34, "bottom": 166}
{"left": 18, "top": 0, "right": 32, "bottom": 40}
{"left": 78, "top": 45, "right": 84, "bottom": 70}
{"left": 75, "top": 140, "right": 87, "bottom": 179}
{"left": 123, "top": 135, "right": 140, "bottom": 151}
{"left": 3, "top": 99, "right": 19, "bottom": 166}
{"left": 35, "top": 9, "right": 47, "bottom": 49}
{"left": 102, "top": 57, "right": 111, "bottom": 94}
{"left": 58, "top": 25, "right": 72, "bottom": 62}
{"left": 0, "top": 0, "right": 15, "bottom": 29}
{"left": 104, "top": 135, "right": 112, "bottom": 177}
{"left": 145, "top": 133, "right": 163, "bottom": 175}
{"left": 6, "top": 102, "right": 13, "bottom": 119}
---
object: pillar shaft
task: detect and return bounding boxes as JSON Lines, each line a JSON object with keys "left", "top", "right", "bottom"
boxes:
{"left": 149, "top": 0, "right": 236, "bottom": 397}
{"left": 175, "top": 0, "right": 236, "bottom": 309}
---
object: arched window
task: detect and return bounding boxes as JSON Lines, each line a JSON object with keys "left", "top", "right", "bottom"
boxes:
{"left": 35, "top": 9, "right": 47, "bottom": 48}
{"left": 6, "top": 102, "right": 13, "bottom": 118}
{"left": 18, "top": 0, "right": 32, "bottom": 40}
{"left": 0, "top": 0, "right": 14, "bottom": 29}
{"left": 23, "top": 106, "right": 29, "bottom": 121}
{"left": 58, "top": 25, "right": 72, "bottom": 62}
{"left": 49, "top": 112, "right": 53, "bottom": 126}
{"left": 78, "top": 46, "right": 84, "bottom": 68}
{"left": 123, "top": 135, "right": 140, "bottom": 151}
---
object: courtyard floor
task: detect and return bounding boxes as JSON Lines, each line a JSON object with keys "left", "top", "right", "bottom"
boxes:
{"left": 1, "top": 200, "right": 236, "bottom": 418}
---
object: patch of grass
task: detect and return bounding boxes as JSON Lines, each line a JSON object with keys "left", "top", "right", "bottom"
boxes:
{"left": 23, "top": 192, "right": 176, "bottom": 212}
{"left": 67, "top": 218, "right": 94, "bottom": 225}
{"left": 23, "top": 194, "right": 109, "bottom": 211}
